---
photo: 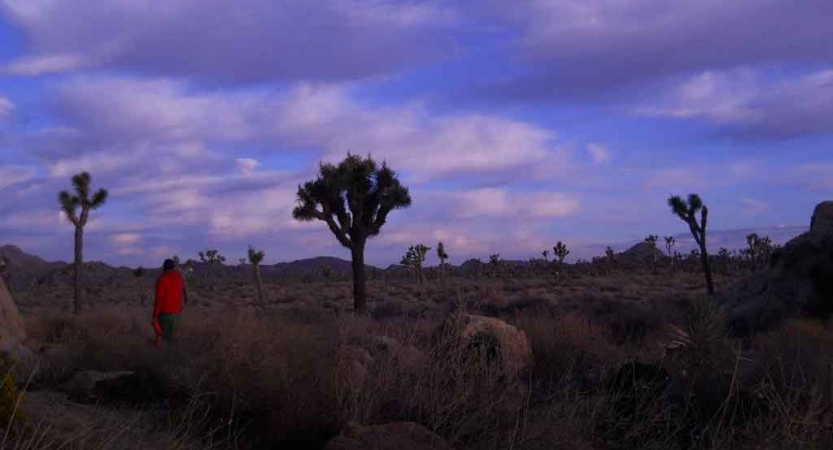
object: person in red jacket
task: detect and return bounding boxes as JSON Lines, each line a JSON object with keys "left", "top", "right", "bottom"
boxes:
{"left": 152, "top": 259, "right": 185, "bottom": 349}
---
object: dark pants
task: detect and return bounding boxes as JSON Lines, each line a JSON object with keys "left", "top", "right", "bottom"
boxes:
{"left": 158, "top": 313, "right": 180, "bottom": 341}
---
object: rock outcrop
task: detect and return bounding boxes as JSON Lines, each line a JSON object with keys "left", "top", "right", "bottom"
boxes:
{"left": 323, "top": 422, "right": 453, "bottom": 450}
{"left": 434, "top": 314, "right": 533, "bottom": 380}
{"left": 721, "top": 201, "right": 833, "bottom": 334}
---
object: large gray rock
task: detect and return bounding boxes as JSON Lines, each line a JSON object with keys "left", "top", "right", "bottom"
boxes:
{"left": 721, "top": 201, "right": 833, "bottom": 334}
{"left": 323, "top": 422, "right": 453, "bottom": 450}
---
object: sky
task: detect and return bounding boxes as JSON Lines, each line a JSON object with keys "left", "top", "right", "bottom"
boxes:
{"left": 0, "top": 0, "right": 830, "bottom": 267}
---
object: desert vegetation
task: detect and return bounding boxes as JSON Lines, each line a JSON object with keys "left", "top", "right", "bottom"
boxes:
{"left": 0, "top": 158, "right": 831, "bottom": 450}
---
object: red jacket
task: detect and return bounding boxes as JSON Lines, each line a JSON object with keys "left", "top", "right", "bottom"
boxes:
{"left": 153, "top": 269, "right": 184, "bottom": 319}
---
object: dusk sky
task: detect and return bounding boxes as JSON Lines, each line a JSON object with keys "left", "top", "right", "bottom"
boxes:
{"left": 0, "top": 0, "right": 830, "bottom": 267}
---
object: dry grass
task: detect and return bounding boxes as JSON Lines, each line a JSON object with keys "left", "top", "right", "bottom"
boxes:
{"left": 7, "top": 272, "right": 833, "bottom": 449}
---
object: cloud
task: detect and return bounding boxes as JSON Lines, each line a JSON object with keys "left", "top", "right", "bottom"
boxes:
{"left": 110, "top": 233, "right": 142, "bottom": 246}
{"left": 0, "top": 96, "right": 13, "bottom": 119}
{"left": 452, "top": 188, "right": 580, "bottom": 219}
{"left": 472, "top": 0, "right": 833, "bottom": 100}
{"left": 1, "top": 0, "right": 458, "bottom": 84}
{"left": 43, "top": 77, "right": 565, "bottom": 183}
{"left": 741, "top": 198, "right": 769, "bottom": 216}
{"left": 586, "top": 143, "right": 610, "bottom": 164}
{"left": 643, "top": 168, "right": 704, "bottom": 192}
{"left": 0, "top": 165, "right": 36, "bottom": 189}
{"left": 636, "top": 69, "right": 833, "bottom": 139}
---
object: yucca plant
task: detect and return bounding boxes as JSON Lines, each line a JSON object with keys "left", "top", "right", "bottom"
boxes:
{"left": 293, "top": 153, "right": 411, "bottom": 314}
{"left": 59, "top": 172, "right": 108, "bottom": 314}
{"left": 247, "top": 246, "right": 266, "bottom": 307}
{"left": 437, "top": 241, "right": 449, "bottom": 288}
{"left": 668, "top": 194, "right": 715, "bottom": 296}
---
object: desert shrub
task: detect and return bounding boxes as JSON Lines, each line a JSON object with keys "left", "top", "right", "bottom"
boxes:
{"left": 583, "top": 300, "right": 660, "bottom": 345}
{"left": 517, "top": 312, "right": 619, "bottom": 395}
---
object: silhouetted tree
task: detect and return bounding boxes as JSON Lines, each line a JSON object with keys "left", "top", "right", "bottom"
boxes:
{"left": 318, "top": 264, "right": 335, "bottom": 285}
{"left": 664, "top": 236, "right": 677, "bottom": 273}
{"left": 489, "top": 254, "right": 502, "bottom": 277}
{"left": 59, "top": 172, "right": 108, "bottom": 314}
{"left": 247, "top": 245, "right": 266, "bottom": 306}
{"left": 292, "top": 154, "right": 411, "bottom": 314}
{"left": 401, "top": 244, "right": 430, "bottom": 284}
{"left": 542, "top": 250, "right": 549, "bottom": 262}
{"left": 199, "top": 250, "right": 226, "bottom": 265}
{"left": 645, "top": 235, "right": 659, "bottom": 274}
{"left": 668, "top": 194, "right": 714, "bottom": 296}
{"left": 132, "top": 266, "right": 146, "bottom": 306}
{"left": 437, "top": 241, "right": 449, "bottom": 287}
{"left": 605, "top": 246, "right": 615, "bottom": 274}
{"left": 553, "top": 241, "right": 570, "bottom": 277}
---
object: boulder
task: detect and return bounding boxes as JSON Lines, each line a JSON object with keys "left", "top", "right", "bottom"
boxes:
{"left": 435, "top": 314, "right": 533, "bottom": 380}
{"left": 0, "top": 277, "right": 37, "bottom": 380}
{"left": 0, "top": 277, "right": 26, "bottom": 344}
{"left": 720, "top": 201, "right": 833, "bottom": 334}
{"left": 323, "top": 422, "right": 453, "bottom": 450}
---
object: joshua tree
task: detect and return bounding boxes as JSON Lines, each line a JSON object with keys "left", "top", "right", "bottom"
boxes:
{"left": 489, "top": 254, "right": 502, "bottom": 277}
{"left": 645, "top": 235, "right": 659, "bottom": 274}
{"left": 744, "top": 233, "right": 774, "bottom": 272}
{"left": 542, "top": 250, "right": 549, "bottom": 262}
{"left": 553, "top": 241, "right": 570, "bottom": 276}
{"left": 437, "top": 241, "right": 449, "bottom": 287}
{"left": 318, "top": 264, "right": 335, "bottom": 285}
{"left": 59, "top": 172, "right": 108, "bottom": 314}
{"left": 717, "top": 248, "right": 732, "bottom": 275}
{"left": 292, "top": 154, "right": 411, "bottom": 314}
{"left": 132, "top": 266, "right": 146, "bottom": 306}
{"left": 247, "top": 245, "right": 266, "bottom": 306}
{"left": 401, "top": 244, "right": 430, "bottom": 284}
{"left": 198, "top": 249, "right": 226, "bottom": 265}
{"left": 605, "top": 246, "right": 615, "bottom": 274}
{"left": 664, "top": 236, "right": 677, "bottom": 272}
{"left": 668, "top": 194, "right": 714, "bottom": 296}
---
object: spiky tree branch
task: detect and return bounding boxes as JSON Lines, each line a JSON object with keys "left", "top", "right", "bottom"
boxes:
{"left": 292, "top": 153, "right": 411, "bottom": 313}
{"left": 668, "top": 194, "right": 715, "bottom": 296}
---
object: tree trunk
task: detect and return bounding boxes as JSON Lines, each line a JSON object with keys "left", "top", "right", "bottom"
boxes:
{"left": 351, "top": 244, "right": 367, "bottom": 314}
{"left": 73, "top": 225, "right": 83, "bottom": 314}
{"left": 699, "top": 243, "right": 715, "bottom": 296}
{"left": 254, "top": 264, "right": 265, "bottom": 307}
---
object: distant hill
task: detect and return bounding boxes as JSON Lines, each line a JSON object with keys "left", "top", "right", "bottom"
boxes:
{"left": 619, "top": 242, "right": 667, "bottom": 261}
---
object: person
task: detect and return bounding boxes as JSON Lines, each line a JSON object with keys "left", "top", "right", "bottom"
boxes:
{"left": 152, "top": 259, "right": 185, "bottom": 349}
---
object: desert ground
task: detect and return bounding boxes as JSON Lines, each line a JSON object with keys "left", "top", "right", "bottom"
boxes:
{"left": 2, "top": 235, "right": 832, "bottom": 450}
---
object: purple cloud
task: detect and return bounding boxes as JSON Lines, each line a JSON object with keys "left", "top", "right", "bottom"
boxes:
{"left": 2, "top": 0, "right": 458, "bottom": 83}
{"left": 637, "top": 69, "right": 833, "bottom": 139}
{"left": 470, "top": 0, "right": 833, "bottom": 100}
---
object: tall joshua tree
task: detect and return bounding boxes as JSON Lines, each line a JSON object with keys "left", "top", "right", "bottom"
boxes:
{"left": 668, "top": 194, "right": 715, "bottom": 296}
{"left": 437, "top": 242, "right": 449, "bottom": 287}
{"left": 292, "top": 154, "right": 411, "bottom": 314}
{"left": 247, "top": 245, "right": 266, "bottom": 307}
{"left": 59, "top": 172, "right": 108, "bottom": 314}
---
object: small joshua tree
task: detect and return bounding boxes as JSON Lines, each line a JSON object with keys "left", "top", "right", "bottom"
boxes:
{"left": 553, "top": 241, "right": 570, "bottom": 276}
{"left": 247, "top": 245, "right": 266, "bottom": 306}
{"left": 745, "top": 233, "right": 774, "bottom": 272}
{"left": 318, "top": 264, "right": 335, "bottom": 285}
{"left": 59, "top": 172, "right": 108, "bottom": 314}
{"left": 645, "top": 235, "right": 659, "bottom": 274}
{"left": 489, "top": 254, "right": 502, "bottom": 277}
{"left": 132, "top": 266, "right": 146, "bottom": 306}
{"left": 605, "top": 246, "right": 615, "bottom": 274}
{"left": 401, "top": 244, "right": 430, "bottom": 284}
{"left": 199, "top": 249, "right": 226, "bottom": 265}
{"left": 292, "top": 153, "right": 411, "bottom": 314}
{"left": 542, "top": 250, "right": 549, "bottom": 262}
{"left": 717, "top": 248, "right": 732, "bottom": 275}
{"left": 664, "top": 236, "right": 677, "bottom": 273}
{"left": 669, "top": 194, "right": 715, "bottom": 296}
{"left": 437, "top": 241, "right": 449, "bottom": 287}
